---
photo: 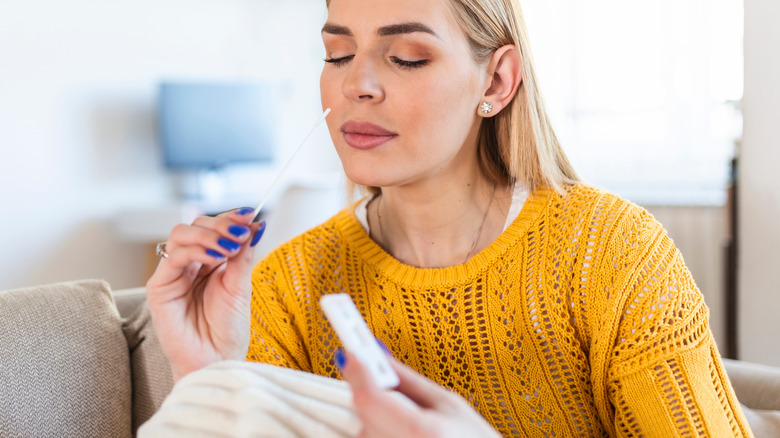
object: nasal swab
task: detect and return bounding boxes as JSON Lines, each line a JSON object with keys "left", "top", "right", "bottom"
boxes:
{"left": 252, "top": 108, "right": 331, "bottom": 222}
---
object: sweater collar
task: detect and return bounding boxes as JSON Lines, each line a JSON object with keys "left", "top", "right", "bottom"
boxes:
{"left": 334, "top": 187, "right": 556, "bottom": 289}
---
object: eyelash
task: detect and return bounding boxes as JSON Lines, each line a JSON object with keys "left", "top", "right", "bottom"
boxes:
{"left": 391, "top": 56, "right": 429, "bottom": 70}
{"left": 323, "top": 55, "right": 354, "bottom": 66}
{"left": 323, "top": 55, "right": 429, "bottom": 70}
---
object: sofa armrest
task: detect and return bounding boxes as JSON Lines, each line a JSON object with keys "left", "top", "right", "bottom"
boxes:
{"left": 112, "top": 286, "right": 175, "bottom": 433}
{"left": 724, "top": 357, "right": 780, "bottom": 438}
{"left": 113, "top": 287, "right": 147, "bottom": 319}
{"left": 121, "top": 296, "right": 174, "bottom": 433}
{"left": 724, "top": 358, "right": 780, "bottom": 411}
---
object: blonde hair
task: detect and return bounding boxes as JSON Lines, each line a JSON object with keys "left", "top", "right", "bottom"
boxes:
{"left": 328, "top": 0, "right": 579, "bottom": 196}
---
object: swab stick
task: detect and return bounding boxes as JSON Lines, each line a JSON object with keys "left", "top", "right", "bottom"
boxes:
{"left": 252, "top": 108, "right": 331, "bottom": 222}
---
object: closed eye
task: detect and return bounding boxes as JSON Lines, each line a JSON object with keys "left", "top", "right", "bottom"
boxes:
{"left": 390, "top": 56, "right": 429, "bottom": 70}
{"left": 324, "top": 55, "right": 355, "bottom": 66}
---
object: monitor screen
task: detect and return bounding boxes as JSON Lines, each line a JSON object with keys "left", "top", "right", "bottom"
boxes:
{"left": 158, "top": 81, "right": 276, "bottom": 169}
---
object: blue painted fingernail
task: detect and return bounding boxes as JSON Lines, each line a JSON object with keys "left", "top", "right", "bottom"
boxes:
{"left": 335, "top": 348, "right": 346, "bottom": 369}
{"left": 251, "top": 221, "right": 266, "bottom": 247}
{"left": 236, "top": 207, "right": 254, "bottom": 216}
{"left": 206, "top": 249, "right": 224, "bottom": 259}
{"left": 218, "top": 237, "right": 241, "bottom": 252}
{"left": 229, "top": 224, "right": 250, "bottom": 238}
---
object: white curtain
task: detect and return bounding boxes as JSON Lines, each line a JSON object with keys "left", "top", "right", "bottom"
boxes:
{"left": 521, "top": 0, "right": 743, "bottom": 205}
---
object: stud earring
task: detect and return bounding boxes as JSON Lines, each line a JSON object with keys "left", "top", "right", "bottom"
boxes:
{"left": 480, "top": 101, "right": 493, "bottom": 114}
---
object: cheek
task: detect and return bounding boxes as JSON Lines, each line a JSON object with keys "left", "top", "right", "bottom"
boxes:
{"left": 320, "top": 69, "right": 336, "bottom": 108}
{"left": 411, "top": 79, "right": 481, "bottom": 166}
{"left": 400, "top": 72, "right": 479, "bottom": 137}
{"left": 320, "top": 70, "right": 342, "bottom": 143}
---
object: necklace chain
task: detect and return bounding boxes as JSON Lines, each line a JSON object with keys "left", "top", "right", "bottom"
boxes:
{"left": 464, "top": 183, "right": 496, "bottom": 263}
{"left": 375, "top": 184, "right": 497, "bottom": 264}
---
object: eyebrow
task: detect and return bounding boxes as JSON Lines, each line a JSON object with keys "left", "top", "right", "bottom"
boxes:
{"left": 321, "top": 22, "right": 439, "bottom": 38}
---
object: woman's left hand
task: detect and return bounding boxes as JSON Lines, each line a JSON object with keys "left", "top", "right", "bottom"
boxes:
{"left": 337, "top": 350, "right": 502, "bottom": 438}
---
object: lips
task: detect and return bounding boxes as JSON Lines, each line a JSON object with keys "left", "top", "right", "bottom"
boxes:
{"left": 341, "top": 121, "right": 397, "bottom": 150}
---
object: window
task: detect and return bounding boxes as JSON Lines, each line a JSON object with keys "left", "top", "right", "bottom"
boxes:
{"left": 522, "top": 0, "right": 743, "bottom": 205}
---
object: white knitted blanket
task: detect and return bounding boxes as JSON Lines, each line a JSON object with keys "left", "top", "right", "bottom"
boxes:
{"left": 138, "top": 361, "right": 362, "bottom": 438}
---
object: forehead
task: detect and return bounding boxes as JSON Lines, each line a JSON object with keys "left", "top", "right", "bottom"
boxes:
{"left": 325, "top": 0, "right": 462, "bottom": 41}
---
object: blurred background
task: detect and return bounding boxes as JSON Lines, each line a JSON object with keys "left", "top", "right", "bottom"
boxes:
{"left": 0, "top": 0, "right": 777, "bottom": 367}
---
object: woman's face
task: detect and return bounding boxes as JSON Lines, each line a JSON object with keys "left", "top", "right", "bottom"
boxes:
{"left": 320, "top": 0, "right": 488, "bottom": 189}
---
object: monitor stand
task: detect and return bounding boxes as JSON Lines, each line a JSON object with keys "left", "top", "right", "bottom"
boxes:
{"left": 177, "top": 167, "right": 227, "bottom": 202}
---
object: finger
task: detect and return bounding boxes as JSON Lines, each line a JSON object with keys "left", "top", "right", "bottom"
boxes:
{"left": 149, "top": 208, "right": 255, "bottom": 286}
{"left": 161, "top": 227, "right": 237, "bottom": 264}
{"left": 340, "top": 350, "right": 381, "bottom": 395}
{"left": 166, "top": 242, "right": 229, "bottom": 268}
{"left": 170, "top": 213, "right": 255, "bottom": 261}
{"left": 146, "top": 246, "right": 225, "bottom": 301}
{"left": 191, "top": 209, "right": 255, "bottom": 245}
{"left": 151, "top": 240, "right": 222, "bottom": 276}
{"left": 166, "top": 207, "right": 254, "bottom": 252}
{"left": 206, "top": 206, "right": 256, "bottom": 225}
{"left": 212, "top": 206, "right": 256, "bottom": 221}
{"left": 340, "top": 351, "right": 429, "bottom": 437}
{"left": 222, "top": 220, "right": 266, "bottom": 289}
{"left": 389, "top": 357, "right": 458, "bottom": 412}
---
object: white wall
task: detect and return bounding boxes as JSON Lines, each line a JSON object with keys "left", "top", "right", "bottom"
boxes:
{"left": 0, "top": 0, "right": 338, "bottom": 290}
{"left": 739, "top": 0, "right": 780, "bottom": 366}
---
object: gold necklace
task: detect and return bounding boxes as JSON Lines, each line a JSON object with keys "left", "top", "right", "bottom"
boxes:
{"left": 375, "top": 183, "right": 497, "bottom": 264}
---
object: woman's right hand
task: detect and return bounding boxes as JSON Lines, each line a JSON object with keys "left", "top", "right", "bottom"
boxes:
{"left": 145, "top": 207, "right": 265, "bottom": 382}
{"left": 338, "top": 350, "right": 502, "bottom": 438}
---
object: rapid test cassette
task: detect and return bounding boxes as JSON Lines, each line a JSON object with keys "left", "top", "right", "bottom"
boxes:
{"left": 320, "top": 293, "right": 400, "bottom": 389}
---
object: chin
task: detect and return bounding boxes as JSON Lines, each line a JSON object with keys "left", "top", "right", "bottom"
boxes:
{"left": 336, "top": 147, "right": 419, "bottom": 190}
{"left": 342, "top": 165, "right": 386, "bottom": 188}
{"left": 336, "top": 149, "right": 386, "bottom": 188}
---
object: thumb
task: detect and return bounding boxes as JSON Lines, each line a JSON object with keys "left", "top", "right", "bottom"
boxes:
{"left": 389, "top": 357, "right": 455, "bottom": 411}
{"left": 342, "top": 348, "right": 454, "bottom": 411}
{"left": 339, "top": 349, "right": 382, "bottom": 395}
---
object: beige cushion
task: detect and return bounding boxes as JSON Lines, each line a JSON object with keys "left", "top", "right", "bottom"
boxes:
{"left": 0, "top": 279, "right": 132, "bottom": 437}
{"left": 122, "top": 302, "right": 174, "bottom": 433}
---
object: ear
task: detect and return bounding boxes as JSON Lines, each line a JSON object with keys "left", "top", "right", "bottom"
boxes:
{"left": 479, "top": 45, "right": 522, "bottom": 118}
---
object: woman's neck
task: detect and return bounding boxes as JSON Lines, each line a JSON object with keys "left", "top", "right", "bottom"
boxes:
{"left": 369, "top": 173, "right": 513, "bottom": 268}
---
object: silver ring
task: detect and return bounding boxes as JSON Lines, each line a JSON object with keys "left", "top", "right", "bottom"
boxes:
{"left": 156, "top": 242, "right": 169, "bottom": 259}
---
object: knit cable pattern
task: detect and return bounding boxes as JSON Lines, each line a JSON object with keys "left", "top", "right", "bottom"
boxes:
{"left": 248, "top": 185, "right": 752, "bottom": 437}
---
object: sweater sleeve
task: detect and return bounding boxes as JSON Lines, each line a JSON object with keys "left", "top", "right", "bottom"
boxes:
{"left": 245, "top": 251, "right": 312, "bottom": 373}
{"left": 596, "top": 205, "right": 752, "bottom": 437}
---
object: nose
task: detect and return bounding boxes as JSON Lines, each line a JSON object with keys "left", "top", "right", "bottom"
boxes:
{"left": 341, "top": 55, "right": 384, "bottom": 103}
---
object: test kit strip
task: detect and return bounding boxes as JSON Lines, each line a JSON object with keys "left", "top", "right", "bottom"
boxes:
{"left": 320, "top": 294, "right": 400, "bottom": 389}
{"left": 252, "top": 108, "right": 331, "bottom": 222}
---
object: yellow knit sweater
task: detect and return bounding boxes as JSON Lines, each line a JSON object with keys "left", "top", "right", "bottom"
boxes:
{"left": 248, "top": 184, "right": 752, "bottom": 437}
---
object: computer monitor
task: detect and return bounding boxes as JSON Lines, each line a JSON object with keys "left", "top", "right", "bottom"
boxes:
{"left": 158, "top": 81, "right": 276, "bottom": 170}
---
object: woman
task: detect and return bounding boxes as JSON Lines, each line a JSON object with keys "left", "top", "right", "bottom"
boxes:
{"left": 146, "top": 0, "right": 753, "bottom": 436}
